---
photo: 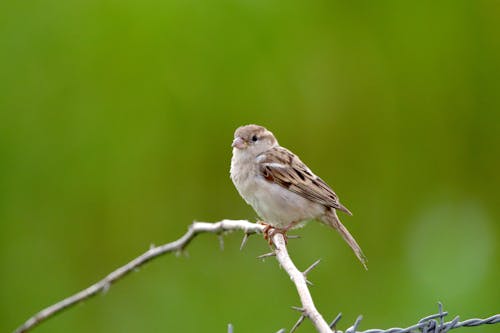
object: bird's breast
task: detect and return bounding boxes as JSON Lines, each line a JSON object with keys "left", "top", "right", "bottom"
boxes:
{"left": 230, "top": 151, "right": 324, "bottom": 227}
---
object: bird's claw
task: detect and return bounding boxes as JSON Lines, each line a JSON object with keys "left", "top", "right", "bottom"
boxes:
{"left": 258, "top": 221, "right": 289, "bottom": 245}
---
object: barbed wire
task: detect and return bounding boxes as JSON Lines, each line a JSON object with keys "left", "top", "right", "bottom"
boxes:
{"left": 228, "top": 302, "right": 499, "bottom": 333}
{"left": 267, "top": 302, "right": 499, "bottom": 333}
{"left": 342, "top": 302, "right": 499, "bottom": 333}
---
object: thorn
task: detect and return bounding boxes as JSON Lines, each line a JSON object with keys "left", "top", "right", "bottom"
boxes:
{"left": 218, "top": 234, "right": 224, "bottom": 251}
{"left": 275, "top": 329, "right": 286, "bottom": 333}
{"left": 290, "top": 315, "right": 305, "bottom": 333}
{"left": 149, "top": 243, "right": 156, "bottom": 250}
{"left": 438, "top": 302, "right": 445, "bottom": 332}
{"left": 227, "top": 323, "right": 233, "bottom": 333}
{"left": 305, "top": 279, "right": 313, "bottom": 286}
{"left": 287, "top": 234, "right": 301, "bottom": 239}
{"left": 440, "top": 316, "right": 460, "bottom": 333}
{"left": 329, "top": 313, "right": 342, "bottom": 330}
{"left": 240, "top": 233, "right": 250, "bottom": 251}
{"left": 419, "top": 311, "right": 449, "bottom": 323}
{"left": 348, "top": 315, "right": 363, "bottom": 333}
{"left": 291, "top": 306, "right": 305, "bottom": 313}
{"left": 256, "top": 252, "right": 276, "bottom": 259}
{"left": 176, "top": 249, "right": 189, "bottom": 258}
{"left": 303, "top": 259, "right": 321, "bottom": 276}
{"left": 102, "top": 281, "right": 111, "bottom": 294}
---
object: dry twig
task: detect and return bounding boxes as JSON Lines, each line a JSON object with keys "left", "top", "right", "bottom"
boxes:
{"left": 271, "top": 232, "right": 332, "bottom": 333}
{"left": 11, "top": 220, "right": 499, "bottom": 333}
{"left": 13, "top": 220, "right": 263, "bottom": 333}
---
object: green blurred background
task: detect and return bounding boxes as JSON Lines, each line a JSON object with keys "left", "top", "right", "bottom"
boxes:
{"left": 1, "top": 0, "right": 499, "bottom": 332}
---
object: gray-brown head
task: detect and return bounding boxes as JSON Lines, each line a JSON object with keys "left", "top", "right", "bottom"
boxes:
{"left": 232, "top": 124, "right": 278, "bottom": 155}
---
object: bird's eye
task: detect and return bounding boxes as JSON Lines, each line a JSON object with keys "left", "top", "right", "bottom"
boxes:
{"left": 251, "top": 135, "right": 258, "bottom": 142}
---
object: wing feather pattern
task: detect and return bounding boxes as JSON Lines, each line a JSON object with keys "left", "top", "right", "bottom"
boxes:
{"left": 257, "top": 147, "right": 352, "bottom": 215}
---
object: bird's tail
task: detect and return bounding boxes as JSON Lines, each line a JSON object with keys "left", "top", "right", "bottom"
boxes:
{"left": 324, "top": 209, "right": 367, "bottom": 270}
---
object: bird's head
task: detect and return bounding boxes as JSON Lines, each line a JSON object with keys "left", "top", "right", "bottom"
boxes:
{"left": 232, "top": 124, "right": 278, "bottom": 155}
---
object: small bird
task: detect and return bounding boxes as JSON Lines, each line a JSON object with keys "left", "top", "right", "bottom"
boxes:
{"left": 230, "top": 124, "right": 367, "bottom": 269}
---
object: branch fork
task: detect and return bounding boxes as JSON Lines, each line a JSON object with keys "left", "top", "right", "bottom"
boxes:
{"left": 12, "top": 220, "right": 499, "bottom": 333}
{"left": 13, "top": 220, "right": 332, "bottom": 333}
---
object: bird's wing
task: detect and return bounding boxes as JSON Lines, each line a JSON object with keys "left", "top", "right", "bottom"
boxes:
{"left": 257, "top": 147, "right": 352, "bottom": 215}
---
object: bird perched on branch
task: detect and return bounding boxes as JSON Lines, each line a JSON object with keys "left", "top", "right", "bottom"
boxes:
{"left": 230, "top": 124, "right": 367, "bottom": 269}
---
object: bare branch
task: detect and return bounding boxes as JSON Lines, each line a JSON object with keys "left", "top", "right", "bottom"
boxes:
{"left": 11, "top": 220, "right": 500, "bottom": 333}
{"left": 271, "top": 232, "right": 332, "bottom": 333}
{"left": 12, "top": 220, "right": 263, "bottom": 333}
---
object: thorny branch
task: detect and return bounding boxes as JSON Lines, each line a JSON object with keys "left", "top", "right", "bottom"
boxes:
{"left": 12, "top": 220, "right": 500, "bottom": 333}
{"left": 270, "top": 230, "right": 332, "bottom": 333}
{"left": 13, "top": 220, "right": 263, "bottom": 333}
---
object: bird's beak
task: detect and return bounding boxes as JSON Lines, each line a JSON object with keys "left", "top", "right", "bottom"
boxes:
{"left": 232, "top": 137, "right": 246, "bottom": 149}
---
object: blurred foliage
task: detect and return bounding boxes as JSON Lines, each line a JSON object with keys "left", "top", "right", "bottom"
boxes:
{"left": 0, "top": 0, "right": 499, "bottom": 332}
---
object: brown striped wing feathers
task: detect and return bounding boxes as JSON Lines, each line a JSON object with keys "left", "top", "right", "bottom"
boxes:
{"left": 257, "top": 147, "right": 352, "bottom": 215}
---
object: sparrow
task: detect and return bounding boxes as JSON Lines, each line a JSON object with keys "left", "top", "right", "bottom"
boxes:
{"left": 230, "top": 124, "right": 367, "bottom": 269}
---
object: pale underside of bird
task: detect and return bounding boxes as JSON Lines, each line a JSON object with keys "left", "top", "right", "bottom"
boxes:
{"left": 230, "top": 124, "right": 367, "bottom": 269}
